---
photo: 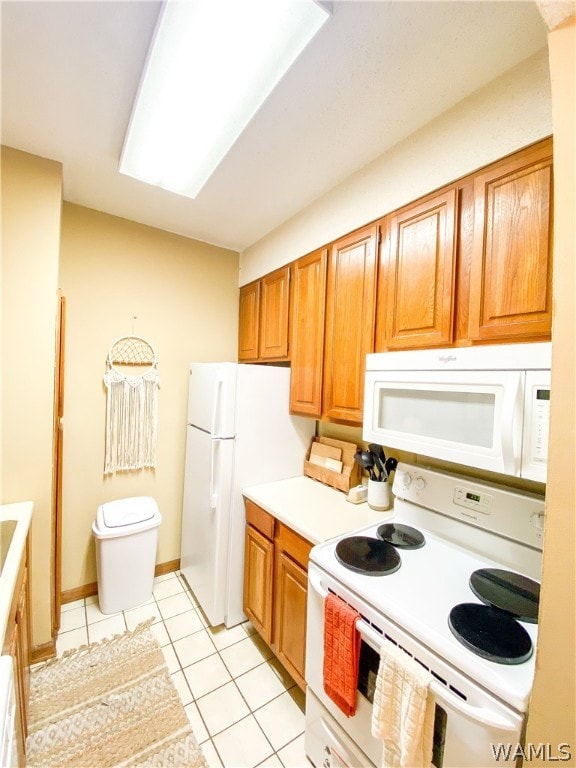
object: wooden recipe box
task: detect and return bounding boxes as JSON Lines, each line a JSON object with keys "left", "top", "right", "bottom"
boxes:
{"left": 304, "top": 436, "right": 360, "bottom": 493}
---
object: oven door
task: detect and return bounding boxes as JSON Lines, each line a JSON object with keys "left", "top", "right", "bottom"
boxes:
{"left": 306, "top": 564, "right": 524, "bottom": 768}
{"left": 362, "top": 370, "right": 523, "bottom": 476}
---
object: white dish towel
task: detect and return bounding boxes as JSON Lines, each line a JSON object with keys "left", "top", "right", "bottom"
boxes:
{"left": 371, "top": 640, "right": 435, "bottom": 768}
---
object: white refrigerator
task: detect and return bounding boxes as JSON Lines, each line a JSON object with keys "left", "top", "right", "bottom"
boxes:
{"left": 180, "top": 363, "right": 315, "bottom": 628}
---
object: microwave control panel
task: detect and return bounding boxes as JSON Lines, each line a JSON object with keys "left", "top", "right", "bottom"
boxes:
{"left": 522, "top": 371, "right": 551, "bottom": 482}
{"left": 528, "top": 386, "right": 550, "bottom": 463}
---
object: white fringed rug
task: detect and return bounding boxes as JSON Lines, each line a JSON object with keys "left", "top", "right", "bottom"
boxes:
{"left": 26, "top": 620, "right": 208, "bottom": 768}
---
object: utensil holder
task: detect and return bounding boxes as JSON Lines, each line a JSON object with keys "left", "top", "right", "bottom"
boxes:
{"left": 367, "top": 479, "right": 391, "bottom": 511}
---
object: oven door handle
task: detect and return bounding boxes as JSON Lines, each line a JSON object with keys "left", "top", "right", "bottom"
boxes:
{"left": 309, "top": 569, "right": 520, "bottom": 733}
{"left": 429, "top": 684, "right": 520, "bottom": 731}
{"left": 354, "top": 618, "right": 521, "bottom": 732}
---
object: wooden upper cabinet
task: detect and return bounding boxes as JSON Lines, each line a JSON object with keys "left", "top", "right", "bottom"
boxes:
{"left": 238, "top": 280, "right": 260, "bottom": 361}
{"left": 376, "top": 188, "right": 457, "bottom": 350}
{"left": 469, "top": 138, "right": 553, "bottom": 341}
{"left": 238, "top": 266, "right": 290, "bottom": 361}
{"left": 323, "top": 225, "right": 378, "bottom": 423}
{"left": 259, "top": 266, "right": 290, "bottom": 359}
{"left": 289, "top": 248, "right": 328, "bottom": 417}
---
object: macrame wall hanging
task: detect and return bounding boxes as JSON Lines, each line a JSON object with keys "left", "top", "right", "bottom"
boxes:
{"left": 104, "top": 334, "right": 159, "bottom": 474}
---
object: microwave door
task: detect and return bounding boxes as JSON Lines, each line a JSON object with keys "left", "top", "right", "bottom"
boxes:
{"left": 363, "top": 370, "right": 523, "bottom": 475}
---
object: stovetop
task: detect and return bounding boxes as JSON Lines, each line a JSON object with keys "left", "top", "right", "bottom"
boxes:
{"left": 309, "top": 463, "right": 545, "bottom": 712}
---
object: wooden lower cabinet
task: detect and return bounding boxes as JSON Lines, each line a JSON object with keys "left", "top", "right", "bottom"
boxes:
{"left": 243, "top": 524, "right": 274, "bottom": 645}
{"left": 2, "top": 540, "right": 31, "bottom": 767}
{"left": 273, "top": 523, "right": 312, "bottom": 690}
{"left": 243, "top": 501, "right": 312, "bottom": 691}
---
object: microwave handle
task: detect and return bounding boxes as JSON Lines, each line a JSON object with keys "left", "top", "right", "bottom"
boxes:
{"left": 500, "top": 372, "right": 523, "bottom": 476}
{"left": 309, "top": 570, "right": 518, "bottom": 733}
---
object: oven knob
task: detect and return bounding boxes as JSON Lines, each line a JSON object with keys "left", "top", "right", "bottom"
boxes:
{"left": 414, "top": 476, "right": 426, "bottom": 491}
{"left": 400, "top": 471, "right": 412, "bottom": 487}
{"left": 323, "top": 760, "right": 331, "bottom": 768}
{"left": 530, "top": 511, "right": 545, "bottom": 534}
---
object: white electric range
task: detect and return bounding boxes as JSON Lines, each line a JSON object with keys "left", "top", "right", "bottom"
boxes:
{"left": 305, "top": 462, "right": 545, "bottom": 768}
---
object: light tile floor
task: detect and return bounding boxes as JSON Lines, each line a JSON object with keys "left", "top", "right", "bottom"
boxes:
{"left": 57, "top": 571, "right": 309, "bottom": 768}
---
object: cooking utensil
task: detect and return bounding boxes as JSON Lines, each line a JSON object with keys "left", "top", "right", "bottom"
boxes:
{"left": 368, "top": 443, "right": 388, "bottom": 481}
{"left": 354, "top": 449, "right": 377, "bottom": 481}
{"left": 385, "top": 457, "right": 398, "bottom": 475}
{"left": 368, "top": 443, "right": 386, "bottom": 464}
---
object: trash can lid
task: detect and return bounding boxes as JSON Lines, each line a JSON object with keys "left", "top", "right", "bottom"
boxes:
{"left": 98, "top": 496, "right": 159, "bottom": 529}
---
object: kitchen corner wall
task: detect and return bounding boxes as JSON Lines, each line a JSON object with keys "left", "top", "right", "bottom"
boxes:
{"left": 59, "top": 204, "right": 239, "bottom": 593}
{"left": 1, "top": 147, "right": 63, "bottom": 648}
{"left": 525, "top": 14, "right": 576, "bottom": 759}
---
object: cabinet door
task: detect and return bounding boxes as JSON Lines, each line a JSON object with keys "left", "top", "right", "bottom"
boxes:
{"left": 238, "top": 281, "right": 260, "bottom": 361}
{"left": 259, "top": 266, "right": 290, "bottom": 360}
{"left": 469, "top": 139, "right": 553, "bottom": 341}
{"left": 15, "top": 570, "right": 31, "bottom": 745}
{"left": 243, "top": 525, "right": 274, "bottom": 645}
{"left": 274, "top": 551, "right": 308, "bottom": 690}
{"left": 323, "top": 225, "right": 378, "bottom": 423}
{"left": 289, "top": 249, "right": 328, "bottom": 417}
{"left": 378, "top": 188, "right": 457, "bottom": 350}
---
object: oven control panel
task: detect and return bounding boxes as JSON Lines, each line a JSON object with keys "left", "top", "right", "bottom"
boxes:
{"left": 453, "top": 486, "right": 493, "bottom": 514}
{"left": 393, "top": 462, "right": 545, "bottom": 553}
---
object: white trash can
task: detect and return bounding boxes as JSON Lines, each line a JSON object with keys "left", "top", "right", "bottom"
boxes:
{"left": 92, "top": 496, "right": 162, "bottom": 614}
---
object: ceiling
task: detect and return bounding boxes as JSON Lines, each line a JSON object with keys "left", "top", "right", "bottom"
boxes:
{"left": 1, "top": 1, "right": 547, "bottom": 252}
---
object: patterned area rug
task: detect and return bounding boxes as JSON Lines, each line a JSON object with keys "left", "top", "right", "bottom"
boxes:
{"left": 26, "top": 620, "right": 208, "bottom": 768}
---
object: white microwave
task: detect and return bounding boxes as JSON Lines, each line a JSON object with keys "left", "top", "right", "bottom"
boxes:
{"left": 363, "top": 342, "right": 551, "bottom": 482}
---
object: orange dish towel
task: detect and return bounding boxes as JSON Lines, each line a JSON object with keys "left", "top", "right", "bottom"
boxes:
{"left": 323, "top": 593, "right": 362, "bottom": 717}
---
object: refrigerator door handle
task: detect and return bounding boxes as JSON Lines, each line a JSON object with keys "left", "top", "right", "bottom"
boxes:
{"left": 209, "top": 438, "right": 219, "bottom": 509}
{"left": 210, "top": 374, "right": 224, "bottom": 437}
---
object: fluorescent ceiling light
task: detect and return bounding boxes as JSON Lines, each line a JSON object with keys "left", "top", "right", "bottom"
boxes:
{"left": 119, "top": 0, "right": 330, "bottom": 199}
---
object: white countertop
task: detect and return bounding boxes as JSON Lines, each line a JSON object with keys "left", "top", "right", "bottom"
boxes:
{"left": 0, "top": 501, "right": 33, "bottom": 645}
{"left": 242, "top": 476, "right": 389, "bottom": 545}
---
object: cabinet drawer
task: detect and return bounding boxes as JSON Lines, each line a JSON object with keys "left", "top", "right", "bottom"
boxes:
{"left": 245, "top": 499, "right": 275, "bottom": 540}
{"left": 275, "top": 522, "right": 313, "bottom": 569}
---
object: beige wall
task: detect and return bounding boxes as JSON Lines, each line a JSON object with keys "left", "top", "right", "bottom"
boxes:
{"left": 525, "top": 16, "right": 576, "bottom": 759}
{"left": 1, "top": 147, "right": 62, "bottom": 647}
{"left": 240, "top": 49, "right": 552, "bottom": 284}
{"left": 58, "top": 204, "right": 239, "bottom": 591}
